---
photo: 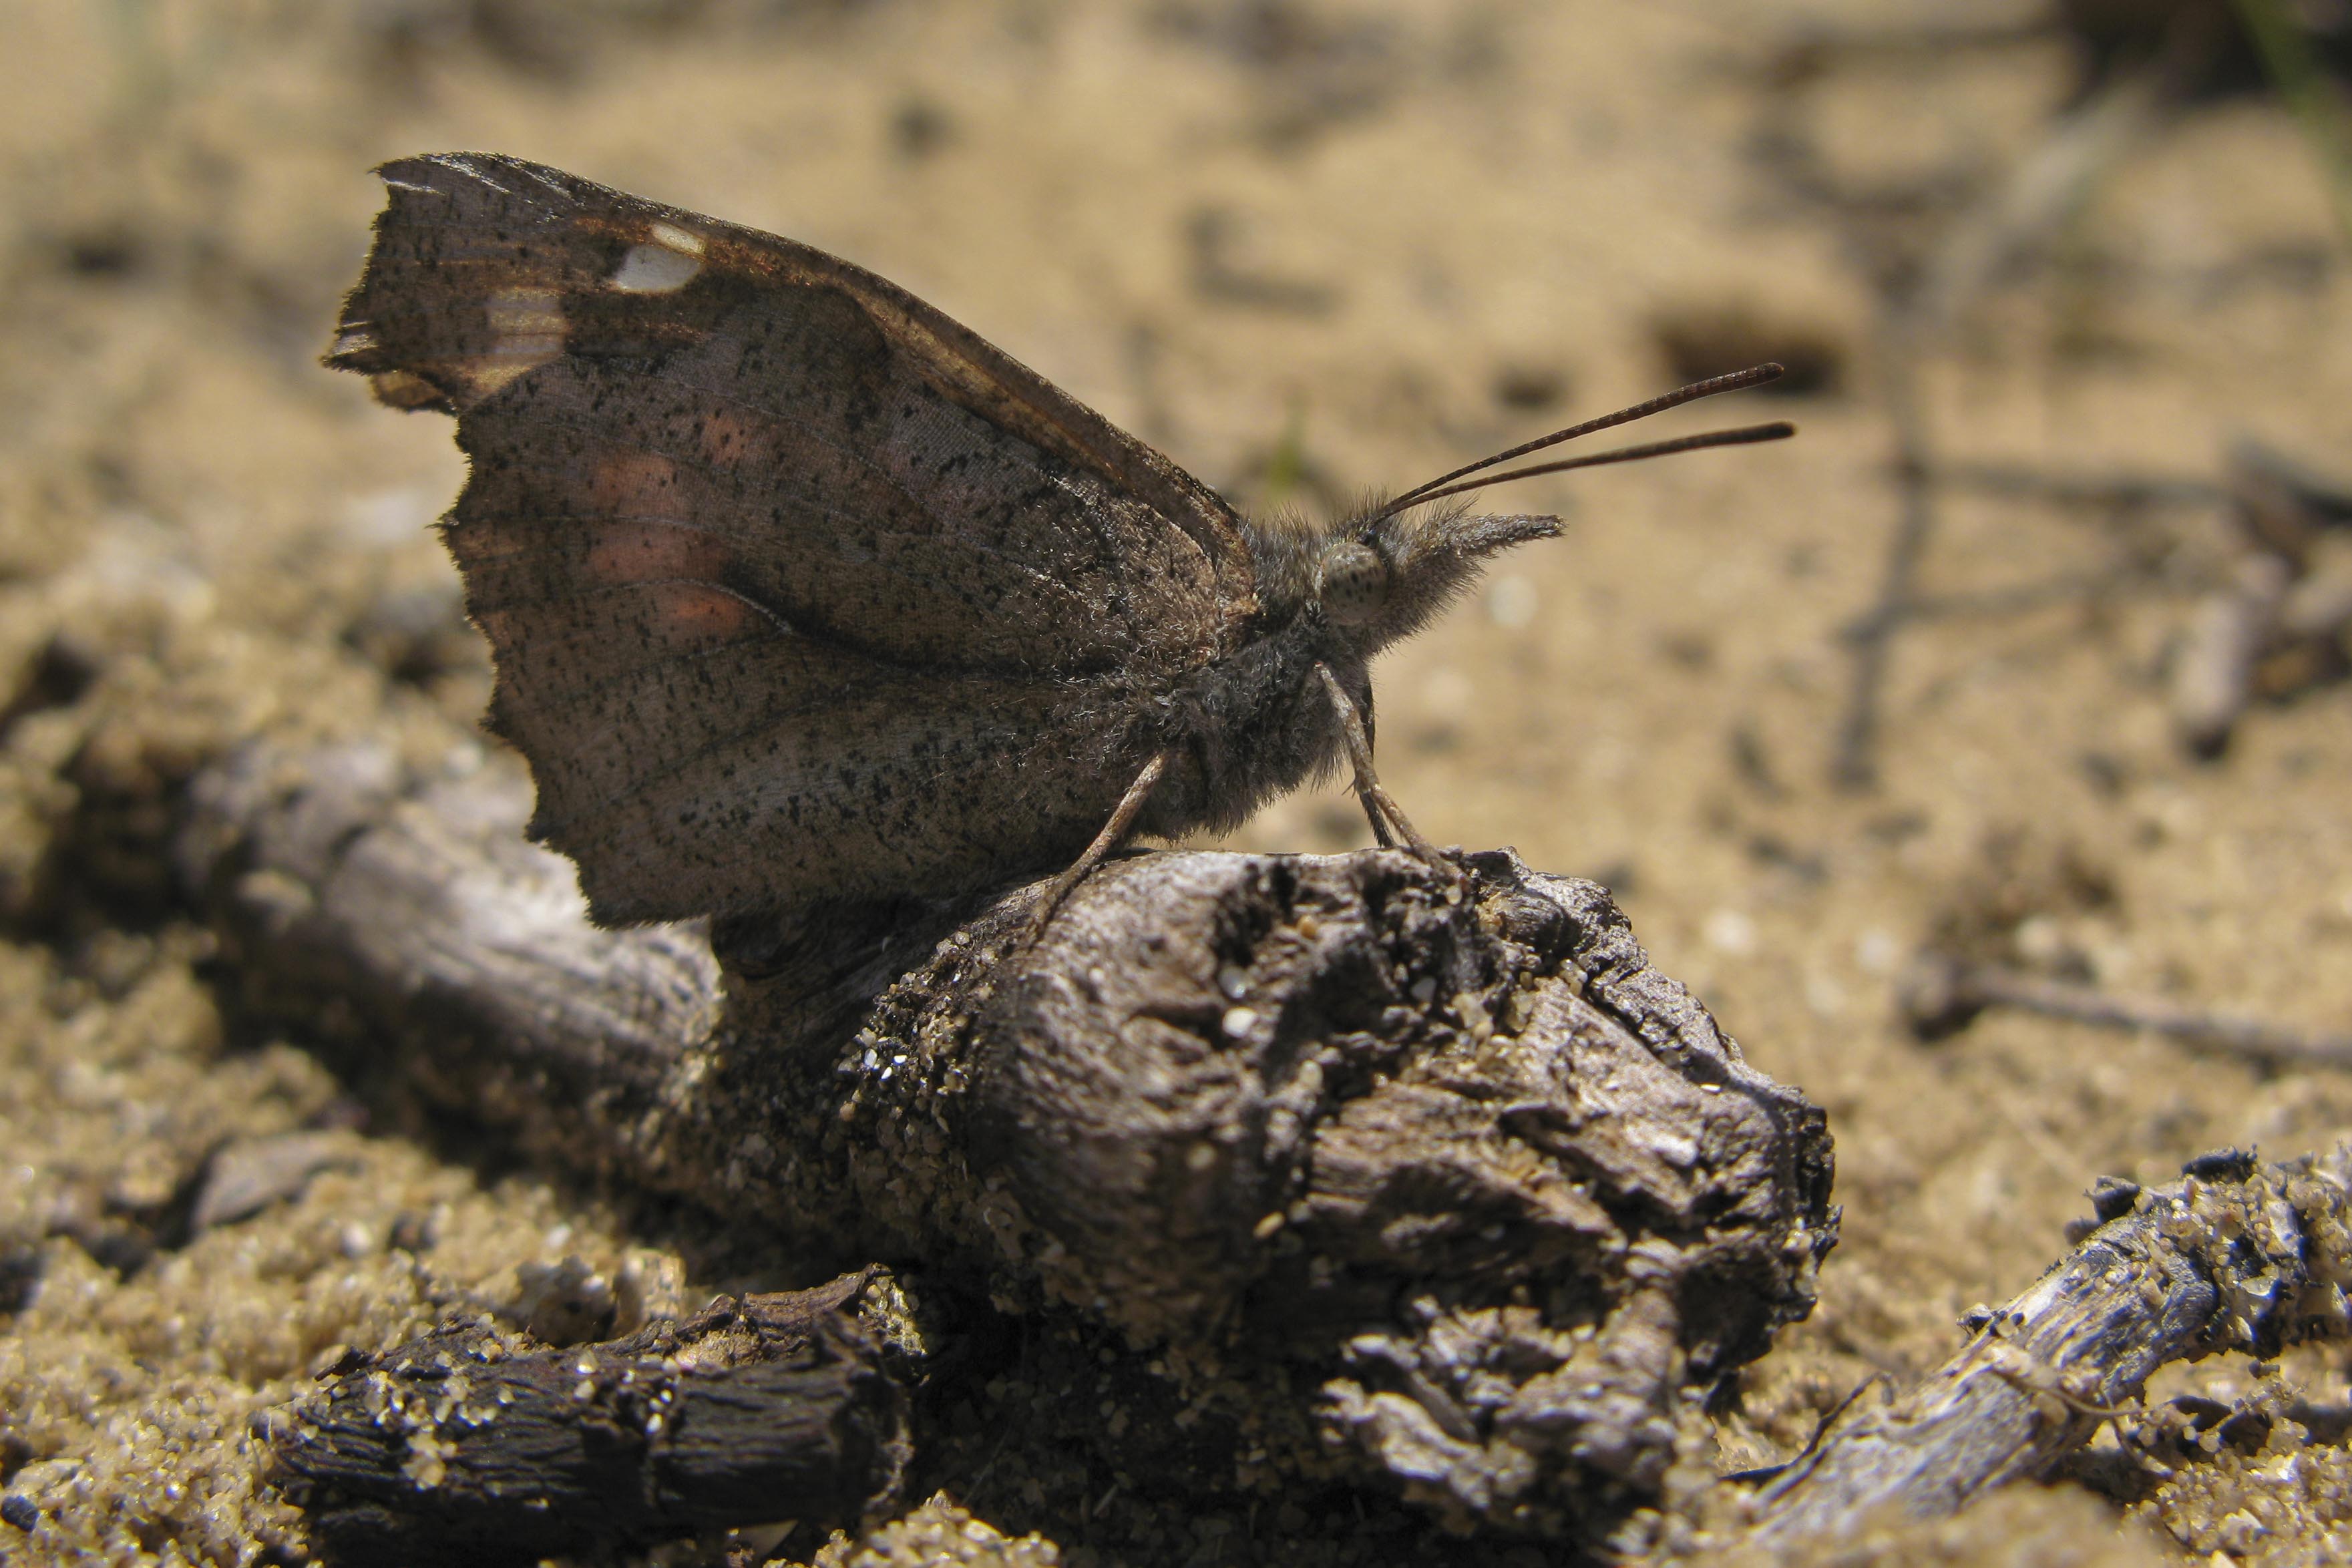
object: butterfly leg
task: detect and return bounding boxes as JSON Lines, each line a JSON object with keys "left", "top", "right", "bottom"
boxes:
{"left": 1313, "top": 663, "right": 1437, "bottom": 859}
{"left": 1028, "top": 750, "right": 1170, "bottom": 938}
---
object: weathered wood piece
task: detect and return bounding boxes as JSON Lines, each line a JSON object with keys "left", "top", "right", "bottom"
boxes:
{"left": 183, "top": 734, "right": 1836, "bottom": 1547}
{"left": 262, "top": 1270, "right": 917, "bottom": 1567}
{"left": 188, "top": 732, "right": 2351, "bottom": 1557}
{"left": 1735, "top": 1144, "right": 2352, "bottom": 1549}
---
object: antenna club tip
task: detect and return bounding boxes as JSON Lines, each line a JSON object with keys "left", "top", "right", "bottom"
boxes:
{"left": 1756, "top": 361, "right": 1786, "bottom": 381}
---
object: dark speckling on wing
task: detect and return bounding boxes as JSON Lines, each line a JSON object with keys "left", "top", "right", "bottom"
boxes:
{"left": 329, "top": 154, "right": 1562, "bottom": 926}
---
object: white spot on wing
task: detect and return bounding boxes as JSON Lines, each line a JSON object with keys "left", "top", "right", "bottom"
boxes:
{"left": 610, "top": 222, "right": 706, "bottom": 293}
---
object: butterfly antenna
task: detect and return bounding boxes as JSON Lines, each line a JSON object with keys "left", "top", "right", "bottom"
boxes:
{"left": 1397, "top": 421, "right": 1795, "bottom": 509}
{"left": 1366, "top": 362, "right": 1788, "bottom": 525}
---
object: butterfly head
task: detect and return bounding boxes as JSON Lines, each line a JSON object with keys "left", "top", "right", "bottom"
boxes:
{"left": 1306, "top": 364, "right": 1794, "bottom": 652}
{"left": 1312, "top": 507, "right": 1562, "bottom": 649}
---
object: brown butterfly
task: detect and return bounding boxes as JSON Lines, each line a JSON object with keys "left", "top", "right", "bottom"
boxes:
{"left": 329, "top": 154, "right": 1790, "bottom": 930}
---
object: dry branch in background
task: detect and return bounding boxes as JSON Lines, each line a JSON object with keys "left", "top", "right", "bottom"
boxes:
{"left": 1774, "top": 7, "right": 2284, "bottom": 791}
{"left": 1901, "top": 950, "right": 2352, "bottom": 1070}
{"left": 179, "top": 734, "right": 1834, "bottom": 1556}
{"left": 2171, "top": 441, "right": 2352, "bottom": 757}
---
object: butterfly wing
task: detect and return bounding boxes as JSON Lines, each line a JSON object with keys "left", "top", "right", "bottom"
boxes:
{"left": 329, "top": 153, "right": 1255, "bottom": 924}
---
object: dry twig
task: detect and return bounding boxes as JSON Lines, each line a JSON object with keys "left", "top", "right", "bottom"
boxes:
{"left": 1901, "top": 952, "right": 2352, "bottom": 1069}
{"left": 1730, "top": 1143, "right": 2352, "bottom": 1549}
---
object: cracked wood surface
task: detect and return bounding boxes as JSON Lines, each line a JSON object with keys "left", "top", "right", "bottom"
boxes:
{"left": 182, "top": 734, "right": 1832, "bottom": 1551}
{"left": 176, "top": 735, "right": 2352, "bottom": 1560}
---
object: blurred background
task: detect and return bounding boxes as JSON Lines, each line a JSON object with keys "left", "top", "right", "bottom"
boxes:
{"left": 2, "top": 1, "right": 2350, "bottom": 1561}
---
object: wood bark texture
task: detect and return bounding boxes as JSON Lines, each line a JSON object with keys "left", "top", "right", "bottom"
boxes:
{"left": 178, "top": 736, "right": 2352, "bottom": 1560}
{"left": 180, "top": 736, "right": 1836, "bottom": 1549}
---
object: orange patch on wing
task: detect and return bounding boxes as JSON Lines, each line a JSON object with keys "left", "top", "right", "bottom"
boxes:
{"left": 650, "top": 582, "right": 758, "bottom": 640}
{"left": 587, "top": 520, "right": 733, "bottom": 584}
{"left": 590, "top": 453, "right": 683, "bottom": 516}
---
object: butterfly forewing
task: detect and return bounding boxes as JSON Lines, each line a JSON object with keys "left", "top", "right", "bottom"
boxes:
{"left": 332, "top": 153, "right": 1255, "bottom": 923}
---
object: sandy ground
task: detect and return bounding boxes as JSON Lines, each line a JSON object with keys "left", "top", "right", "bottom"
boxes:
{"left": 1, "top": 0, "right": 2349, "bottom": 1562}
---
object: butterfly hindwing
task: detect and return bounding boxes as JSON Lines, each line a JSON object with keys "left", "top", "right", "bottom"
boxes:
{"left": 331, "top": 153, "right": 1255, "bottom": 922}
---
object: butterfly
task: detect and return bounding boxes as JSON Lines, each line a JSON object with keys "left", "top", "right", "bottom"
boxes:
{"left": 329, "top": 154, "right": 1790, "bottom": 930}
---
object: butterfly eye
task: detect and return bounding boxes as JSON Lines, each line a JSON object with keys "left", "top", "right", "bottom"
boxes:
{"left": 1317, "top": 540, "right": 1390, "bottom": 626}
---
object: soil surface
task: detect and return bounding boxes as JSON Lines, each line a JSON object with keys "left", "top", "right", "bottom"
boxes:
{"left": 1, "top": 1, "right": 2349, "bottom": 1563}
